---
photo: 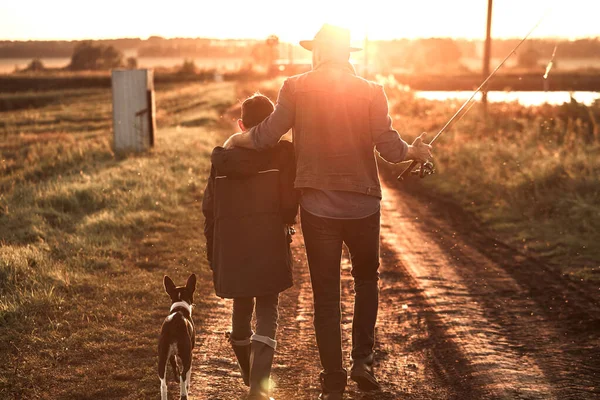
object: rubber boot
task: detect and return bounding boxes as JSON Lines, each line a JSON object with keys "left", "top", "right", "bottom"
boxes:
{"left": 230, "top": 337, "right": 251, "bottom": 386}
{"left": 247, "top": 337, "right": 276, "bottom": 400}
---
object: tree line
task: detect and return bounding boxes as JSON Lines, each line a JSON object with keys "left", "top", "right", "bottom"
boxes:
{"left": 0, "top": 37, "right": 261, "bottom": 59}
{"left": 2, "top": 37, "right": 599, "bottom": 60}
{"left": 0, "top": 38, "right": 141, "bottom": 58}
{"left": 5, "top": 36, "right": 600, "bottom": 74}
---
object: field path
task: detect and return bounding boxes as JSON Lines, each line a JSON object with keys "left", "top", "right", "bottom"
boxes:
{"left": 3, "top": 81, "right": 597, "bottom": 400}
{"left": 188, "top": 173, "right": 600, "bottom": 400}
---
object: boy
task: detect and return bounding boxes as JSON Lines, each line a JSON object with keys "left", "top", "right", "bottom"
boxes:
{"left": 202, "top": 94, "right": 298, "bottom": 400}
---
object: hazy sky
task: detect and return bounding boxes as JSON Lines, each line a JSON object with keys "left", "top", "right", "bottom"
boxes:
{"left": 1, "top": 0, "right": 598, "bottom": 42}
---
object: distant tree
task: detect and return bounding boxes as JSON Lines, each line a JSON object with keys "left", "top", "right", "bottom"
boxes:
{"left": 266, "top": 35, "right": 279, "bottom": 64}
{"left": 101, "top": 45, "right": 123, "bottom": 68}
{"left": 251, "top": 43, "right": 268, "bottom": 65}
{"left": 126, "top": 57, "right": 138, "bottom": 69}
{"left": 178, "top": 59, "right": 197, "bottom": 75}
{"left": 404, "top": 38, "right": 462, "bottom": 72}
{"left": 69, "top": 41, "right": 124, "bottom": 71}
{"left": 251, "top": 35, "right": 280, "bottom": 71}
{"left": 517, "top": 45, "right": 540, "bottom": 69}
{"left": 26, "top": 58, "right": 45, "bottom": 72}
{"left": 69, "top": 41, "right": 100, "bottom": 70}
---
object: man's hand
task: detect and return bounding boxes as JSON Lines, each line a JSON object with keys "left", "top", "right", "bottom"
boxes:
{"left": 406, "top": 132, "right": 433, "bottom": 162}
{"left": 223, "top": 133, "right": 242, "bottom": 150}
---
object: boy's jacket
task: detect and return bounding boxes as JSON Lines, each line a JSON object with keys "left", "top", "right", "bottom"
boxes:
{"left": 202, "top": 140, "right": 298, "bottom": 298}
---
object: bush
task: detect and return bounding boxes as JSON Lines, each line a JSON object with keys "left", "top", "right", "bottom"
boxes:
{"left": 403, "top": 38, "right": 462, "bottom": 73}
{"left": 517, "top": 45, "right": 541, "bottom": 69}
{"left": 126, "top": 57, "right": 138, "bottom": 69}
{"left": 383, "top": 89, "right": 600, "bottom": 272}
{"left": 25, "top": 59, "right": 45, "bottom": 72}
{"left": 178, "top": 59, "right": 197, "bottom": 75}
{"left": 69, "top": 41, "right": 124, "bottom": 71}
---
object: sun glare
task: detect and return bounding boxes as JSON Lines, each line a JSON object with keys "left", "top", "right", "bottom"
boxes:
{"left": 0, "top": 0, "right": 599, "bottom": 41}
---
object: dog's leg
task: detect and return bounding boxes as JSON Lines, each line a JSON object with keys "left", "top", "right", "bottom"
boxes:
{"left": 186, "top": 366, "right": 192, "bottom": 394}
{"left": 160, "top": 376, "right": 168, "bottom": 400}
{"left": 170, "top": 354, "right": 180, "bottom": 381}
{"left": 158, "top": 359, "right": 168, "bottom": 400}
{"left": 179, "top": 345, "right": 192, "bottom": 400}
{"left": 158, "top": 341, "right": 170, "bottom": 400}
{"left": 179, "top": 364, "right": 191, "bottom": 399}
{"left": 179, "top": 371, "right": 189, "bottom": 399}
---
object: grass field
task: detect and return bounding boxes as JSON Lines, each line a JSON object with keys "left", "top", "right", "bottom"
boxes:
{"left": 0, "top": 81, "right": 237, "bottom": 398}
{"left": 381, "top": 78, "right": 600, "bottom": 280}
{"left": 1, "top": 76, "right": 598, "bottom": 398}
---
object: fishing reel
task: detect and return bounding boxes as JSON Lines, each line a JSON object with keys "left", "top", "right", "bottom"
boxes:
{"left": 286, "top": 225, "right": 296, "bottom": 244}
{"left": 410, "top": 161, "right": 435, "bottom": 178}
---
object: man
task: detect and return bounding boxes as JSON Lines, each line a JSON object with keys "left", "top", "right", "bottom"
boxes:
{"left": 224, "top": 24, "right": 432, "bottom": 400}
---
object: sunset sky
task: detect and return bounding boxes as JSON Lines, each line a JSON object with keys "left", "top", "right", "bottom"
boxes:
{"left": 1, "top": 0, "right": 599, "bottom": 42}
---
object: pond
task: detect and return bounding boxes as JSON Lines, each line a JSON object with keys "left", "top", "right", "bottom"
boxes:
{"left": 416, "top": 90, "right": 600, "bottom": 106}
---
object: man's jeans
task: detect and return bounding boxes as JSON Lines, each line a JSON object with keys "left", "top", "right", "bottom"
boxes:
{"left": 301, "top": 208, "right": 380, "bottom": 391}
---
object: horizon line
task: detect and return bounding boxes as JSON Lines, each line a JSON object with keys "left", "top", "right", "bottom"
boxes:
{"left": 2, "top": 34, "right": 599, "bottom": 43}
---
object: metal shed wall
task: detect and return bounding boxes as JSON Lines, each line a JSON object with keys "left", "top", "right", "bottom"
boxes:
{"left": 111, "top": 69, "right": 155, "bottom": 152}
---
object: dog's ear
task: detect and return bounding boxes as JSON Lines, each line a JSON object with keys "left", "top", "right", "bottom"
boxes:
{"left": 186, "top": 274, "right": 197, "bottom": 294}
{"left": 164, "top": 275, "right": 176, "bottom": 296}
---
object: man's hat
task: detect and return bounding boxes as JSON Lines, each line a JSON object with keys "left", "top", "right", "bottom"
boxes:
{"left": 300, "top": 24, "right": 362, "bottom": 52}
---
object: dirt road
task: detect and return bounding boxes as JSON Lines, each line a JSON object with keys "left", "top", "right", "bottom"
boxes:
{"left": 189, "top": 175, "right": 600, "bottom": 400}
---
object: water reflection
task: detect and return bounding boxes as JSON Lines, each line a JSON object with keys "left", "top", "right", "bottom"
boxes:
{"left": 416, "top": 91, "right": 600, "bottom": 106}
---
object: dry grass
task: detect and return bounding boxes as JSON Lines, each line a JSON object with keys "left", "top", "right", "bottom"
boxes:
{"left": 0, "top": 81, "right": 236, "bottom": 399}
{"left": 2, "top": 76, "right": 599, "bottom": 398}
{"left": 381, "top": 78, "right": 600, "bottom": 280}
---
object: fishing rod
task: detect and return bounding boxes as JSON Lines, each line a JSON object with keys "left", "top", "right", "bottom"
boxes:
{"left": 543, "top": 43, "right": 559, "bottom": 91}
{"left": 544, "top": 44, "right": 559, "bottom": 80}
{"left": 397, "top": 12, "right": 550, "bottom": 181}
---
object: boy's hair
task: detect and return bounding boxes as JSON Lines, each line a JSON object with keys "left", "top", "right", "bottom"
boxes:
{"left": 241, "top": 93, "right": 274, "bottom": 129}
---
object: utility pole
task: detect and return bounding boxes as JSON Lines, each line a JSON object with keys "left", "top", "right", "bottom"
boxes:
{"left": 482, "top": 0, "right": 493, "bottom": 115}
{"left": 363, "top": 33, "right": 369, "bottom": 79}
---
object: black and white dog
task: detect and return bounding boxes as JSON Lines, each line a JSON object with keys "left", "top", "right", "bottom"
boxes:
{"left": 158, "top": 274, "right": 196, "bottom": 400}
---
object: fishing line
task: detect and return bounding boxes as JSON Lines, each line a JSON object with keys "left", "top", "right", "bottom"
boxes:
{"left": 397, "top": 7, "right": 554, "bottom": 181}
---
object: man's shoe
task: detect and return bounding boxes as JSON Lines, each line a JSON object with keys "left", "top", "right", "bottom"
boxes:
{"left": 318, "top": 369, "right": 346, "bottom": 399}
{"left": 318, "top": 392, "right": 343, "bottom": 400}
{"left": 350, "top": 357, "right": 380, "bottom": 391}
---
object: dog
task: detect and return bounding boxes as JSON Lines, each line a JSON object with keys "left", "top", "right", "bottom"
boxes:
{"left": 158, "top": 274, "right": 196, "bottom": 400}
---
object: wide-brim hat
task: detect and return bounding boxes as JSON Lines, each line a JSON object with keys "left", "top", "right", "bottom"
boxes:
{"left": 300, "top": 24, "right": 362, "bottom": 52}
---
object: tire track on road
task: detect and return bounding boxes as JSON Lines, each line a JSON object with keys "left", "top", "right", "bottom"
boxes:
{"left": 380, "top": 179, "right": 600, "bottom": 399}
{"left": 380, "top": 182, "right": 556, "bottom": 399}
